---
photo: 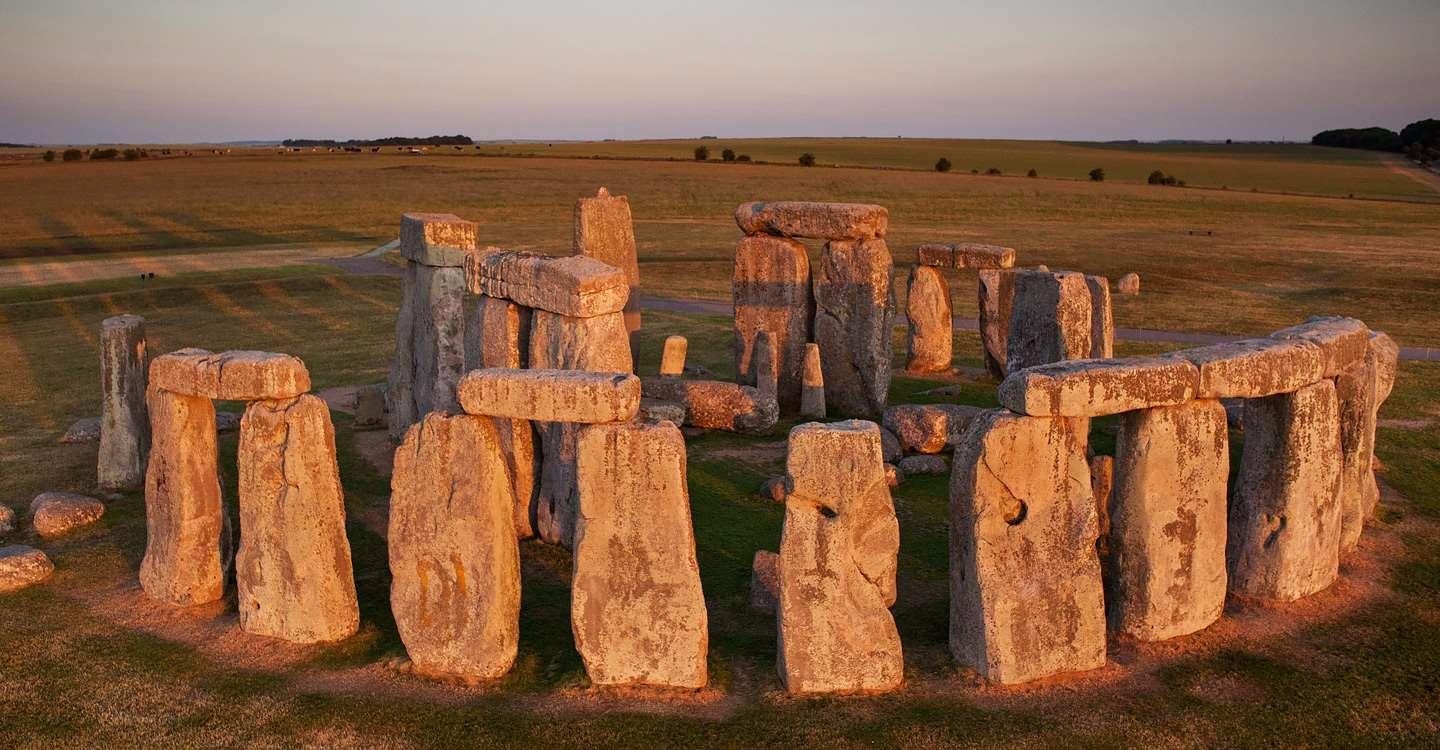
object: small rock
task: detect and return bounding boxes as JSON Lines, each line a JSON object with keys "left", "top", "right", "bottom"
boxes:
{"left": 30, "top": 492, "right": 105, "bottom": 538}
{"left": 759, "top": 476, "right": 788, "bottom": 503}
{"left": 898, "top": 455, "right": 948, "bottom": 476}
{"left": 59, "top": 417, "right": 101, "bottom": 444}
{"left": 884, "top": 463, "right": 902, "bottom": 487}
{"left": 682, "top": 363, "right": 713, "bottom": 378}
{"left": 1117, "top": 272, "right": 1141, "bottom": 295}
{"left": 0, "top": 505, "right": 15, "bottom": 535}
{"left": 0, "top": 545, "right": 54, "bottom": 593}
{"left": 751, "top": 550, "right": 779, "bottom": 613}
{"left": 353, "top": 384, "right": 386, "bottom": 428}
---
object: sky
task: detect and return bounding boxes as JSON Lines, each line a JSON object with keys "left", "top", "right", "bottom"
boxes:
{"left": 2, "top": 0, "right": 1438, "bottom": 144}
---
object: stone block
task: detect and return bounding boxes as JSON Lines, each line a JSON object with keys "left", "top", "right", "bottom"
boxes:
{"left": 400, "top": 212, "right": 477, "bottom": 267}
{"left": 905, "top": 265, "right": 952, "bottom": 373}
{"left": 457, "top": 368, "right": 640, "bottom": 424}
{"left": 640, "top": 377, "right": 777, "bottom": 434}
{"left": 465, "top": 295, "right": 531, "bottom": 371}
{"left": 736, "top": 201, "right": 888, "bottom": 240}
{"left": 882, "top": 403, "right": 985, "bottom": 454}
{"left": 977, "top": 269, "right": 1017, "bottom": 378}
{"left": 799, "top": 342, "right": 826, "bottom": 419}
{"left": 140, "top": 389, "right": 223, "bottom": 606}
{"left": 150, "top": 348, "right": 311, "bottom": 401}
{"left": 1006, "top": 270, "right": 1092, "bottom": 373}
{"left": 98, "top": 314, "right": 149, "bottom": 490}
{"left": 915, "top": 242, "right": 1015, "bottom": 269}
{"left": 1085, "top": 275, "right": 1114, "bottom": 359}
{"left": 0, "top": 545, "right": 53, "bottom": 594}
{"left": 466, "top": 250, "right": 629, "bottom": 318}
{"left": 733, "top": 234, "right": 812, "bottom": 410}
{"left": 659, "top": 335, "right": 687, "bottom": 376}
{"left": 1271, "top": 316, "right": 1369, "bottom": 379}
{"left": 29, "top": 492, "right": 105, "bottom": 538}
{"left": 997, "top": 356, "right": 1198, "bottom": 417}
{"left": 814, "top": 239, "right": 895, "bottom": 418}
{"left": 1176, "top": 338, "right": 1324, "bottom": 399}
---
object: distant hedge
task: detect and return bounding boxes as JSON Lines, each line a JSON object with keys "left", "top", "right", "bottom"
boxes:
{"left": 1311, "top": 127, "right": 1401, "bottom": 151}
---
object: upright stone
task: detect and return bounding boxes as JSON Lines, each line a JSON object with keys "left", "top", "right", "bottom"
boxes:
{"left": 1006, "top": 270, "right": 1092, "bottom": 373}
{"left": 1085, "top": 275, "right": 1114, "bottom": 359}
{"left": 660, "top": 335, "right": 687, "bottom": 376}
{"left": 1117, "top": 272, "right": 1141, "bottom": 295}
{"left": 573, "top": 421, "right": 708, "bottom": 688}
{"left": 574, "top": 187, "right": 642, "bottom": 336}
{"left": 977, "top": 269, "right": 1017, "bottom": 378}
{"left": 950, "top": 410, "right": 1105, "bottom": 684}
{"left": 751, "top": 330, "right": 778, "bottom": 405}
{"left": 140, "top": 389, "right": 223, "bottom": 606}
{"left": 813, "top": 239, "right": 895, "bottom": 418}
{"left": 1229, "top": 380, "right": 1343, "bottom": 602}
{"left": 387, "top": 263, "right": 419, "bottom": 438}
{"left": 236, "top": 395, "right": 359, "bottom": 643}
{"left": 1107, "top": 400, "right": 1228, "bottom": 641}
{"left": 733, "top": 234, "right": 812, "bottom": 411}
{"left": 389, "top": 413, "right": 521, "bottom": 680}
{"left": 411, "top": 264, "right": 467, "bottom": 416}
{"left": 1364, "top": 332, "right": 1400, "bottom": 521}
{"left": 778, "top": 421, "right": 902, "bottom": 695}
{"left": 98, "top": 314, "right": 149, "bottom": 490}
{"left": 1335, "top": 354, "right": 1378, "bottom": 552}
{"left": 905, "top": 265, "right": 952, "bottom": 373}
{"left": 799, "top": 343, "right": 825, "bottom": 419}
{"left": 465, "top": 295, "right": 531, "bottom": 371}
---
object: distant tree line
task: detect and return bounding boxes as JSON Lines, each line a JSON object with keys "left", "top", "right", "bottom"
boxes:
{"left": 281, "top": 134, "right": 474, "bottom": 148}
{"left": 1311, "top": 118, "right": 1440, "bottom": 163}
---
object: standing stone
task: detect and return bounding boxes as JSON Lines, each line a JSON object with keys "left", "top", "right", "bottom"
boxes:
{"left": 1085, "top": 275, "right": 1114, "bottom": 359}
{"left": 733, "top": 235, "right": 812, "bottom": 411}
{"left": 1364, "top": 331, "right": 1400, "bottom": 521}
{"left": 1117, "top": 272, "right": 1141, "bottom": 295}
{"left": 750, "top": 550, "right": 779, "bottom": 613}
{"left": 465, "top": 295, "right": 531, "bottom": 372}
{"left": 140, "top": 389, "right": 223, "bottom": 607}
{"left": 574, "top": 187, "right": 642, "bottom": 338}
{"left": 352, "top": 384, "right": 386, "bottom": 428}
{"left": 388, "top": 263, "right": 467, "bottom": 438}
{"left": 950, "top": 410, "right": 1105, "bottom": 684}
{"left": 813, "top": 239, "right": 895, "bottom": 419}
{"left": 1006, "top": 270, "right": 1092, "bottom": 373}
{"left": 1107, "top": 400, "right": 1228, "bottom": 641}
{"left": 389, "top": 413, "right": 520, "bottom": 680}
{"left": 660, "top": 335, "right": 688, "bottom": 376}
{"left": 905, "top": 265, "right": 952, "bottom": 373}
{"left": 1335, "top": 355, "right": 1378, "bottom": 553}
{"left": 1229, "top": 380, "right": 1343, "bottom": 602}
{"left": 799, "top": 343, "right": 825, "bottom": 419}
{"left": 977, "top": 269, "right": 1017, "bottom": 378}
{"left": 1090, "top": 455, "right": 1114, "bottom": 559}
{"left": 573, "top": 421, "right": 708, "bottom": 688}
{"left": 236, "top": 395, "right": 359, "bottom": 643}
{"left": 98, "top": 314, "right": 149, "bottom": 490}
{"left": 778, "top": 421, "right": 902, "bottom": 694}
{"left": 387, "top": 262, "right": 419, "bottom": 438}
{"left": 751, "top": 330, "right": 778, "bottom": 405}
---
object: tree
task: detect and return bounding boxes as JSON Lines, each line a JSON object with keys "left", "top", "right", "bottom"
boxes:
{"left": 1147, "top": 170, "right": 1166, "bottom": 185}
{"left": 935, "top": 157, "right": 952, "bottom": 173}
{"left": 62, "top": 149, "right": 83, "bottom": 162}
{"left": 985, "top": 167, "right": 1001, "bottom": 175}
{"left": 736, "top": 154, "right": 752, "bottom": 162}
{"left": 1400, "top": 118, "right": 1440, "bottom": 150}
{"left": 1088, "top": 167, "right": 1105, "bottom": 182}
{"left": 721, "top": 148, "right": 736, "bottom": 162}
{"left": 90, "top": 148, "right": 119, "bottom": 160}
{"left": 798, "top": 153, "right": 816, "bottom": 167}
{"left": 1311, "top": 127, "right": 1401, "bottom": 151}
{"left": 693, "top": 146, "right": 709, "bottom": 161}
{"left": 42, "top": 150, "right": 56, "bottom": 162}
{"left": 1027, "top": 168, "right": 1038, "bottom": 177}
{"left": 123, "top": 148, "right": 141, "bottom": 161}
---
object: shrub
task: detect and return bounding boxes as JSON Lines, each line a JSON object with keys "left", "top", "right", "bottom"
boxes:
{"left": 736, "top": 154, "right": 752, "bottom": 162}
{"left": 123, "top": 148, "right": 141, "bottom": 161}
{"left": 42, "top": 150, "right": 56, "bottom": 162}
{"left": 1311, "top": 126, "right": 1401, "bottom": 152}
{"left": 1027, "top": 168, "right": 1038, "bottom": 177}
{"left": 1401, "top": 118, "right": 1440, "bottom": 150}
{"left": 62, "top": 149, "right": 83, "bottom": 162}
{"left": 985, "top": 167, "right": 1001, "bottom": 175}
{"left": 798, "top": 153, "right": 816, "bottom": 167}
{"left": 935, "top": 157, "right": 952, "bottom": 173}
{"left": 1088, "top": 167, "right": 1106, "bottom": 182}
{"left": 721, "top": 148, "right": 736, "bottom": 162}
{"left": 693, "top": 146, "right": 709, "bottom": 161}
{"left": 1147, "top": 170, "right": 1166, "bottom": 185}
{"left": 970, "top": 168, "right": 979, "bottom": 174}
{"left": 90, "top": 148, "right": 119, "bottom": 160}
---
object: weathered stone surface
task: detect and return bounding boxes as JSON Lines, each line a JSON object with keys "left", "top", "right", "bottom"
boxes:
{"left": 1084, "top": 275, "right": 1114, "bottom": 359}
{"left": 736, "top": 201, "right": 888, "bottom": 240}
{"left": 389, "top": 413, "right": 520, "bottom": 680}
{"left": 898, "top": 454, "right": 948, "bottom": 476}
{"left": 387, "top": 262, "right": 419, "bottom": 438}
{"left": 751, "top": 330, "right": 778, "bottom": 405}
{"left": 814, "top": 239, "right": 895, "bottom": 418}
{"left": 1006, "top": 270, "right": 1093, "bottom": 373}
{"left": 411, "top": 264, "right": 467, "bottom": 421}
{"left": 977, "top": 269, "right": 1017, "bottom": 378}
{"left": 1107, "top": 400, "right": 1228, "bottom": 641}
{"left": 352, "top": 384, "right": 385, "bottom": 428}
{"left": 1271, "top": 316, "right": 1369, "bottom": 379}
{"left": 0, "top": 545, "right": 53, "bottom": 594}
{"left": 0, "top": 505, "right": 14, "bottom": 535}
{"left": 878, "top": 426, "right": 902, "bottom": 463}
{"left": 400, "top": 212, "right": 477, "bottom": 267}
{"left": 1177, "top": 338, "right": 1324, "bottom": 399}
{"left": 1229, "top": 380, "right": 1342, "bottom": 602}
{"left": 759, "top": 476, "right": 788, "bottom": 503}
{"left": 1370, "top": 331, "right": 1399, "bottom": 404}
{"left": 950, "top": 410, "right": 1105, "bottom": 684}
{"left": 998, "top": 356, "right": 1198, "bottom": 417}
{"left": 151, "top": 348, "right": 311, "bottom": 401}
{"left": 60, "top": 417, "right": 101, "bottom": 444}
{"left": 884, "top": 463, "right": 901, "bottom": 486}
{"left": 799, "top": 342, "right": 826, "bottom": 419}
{"left": 637, "top": 397, "right": 685, "bottom": 424}
{"left": 915, "top": 242, "right": 1015, "bottom": 270}
{"left": 733, "top": 235, "right": 812, "bottom": 410}
{"left": 236, "top": 395, "right": 358, "bottom": 643}
{"left": 882, "top": 403, "right": 985, "bottom": 454}
{"left": 750, "top": 550, "right": 779, "bottom": 613}
{"left": 659, "top": 335, "right": 687, "bottom": 376}
{"left": 493, "top": 418, "right": 539, "bottom": 539}
{"left": 99, "top": 314, "right": 149, "bottom": 490}
{"left": 1335, "top": 355, "right": 1378, "bottom": 553}
{"left": 640, "top": 378, "right": 777, "bottom": 434}
{"left": 573, "top": 187, "right": 639, "bottom": 285}
{"left": 465, "top": 295, "right": 531, "bottom": 371}
{"left": 466, "top": 250, "right": 629, "bottom": 318}
{"left": 29, "top": 492, "right": 105, "bottom": 538}
{"left": 1090, "top": 455, "right": 1114, "bottom": 559}
{"left": 905, "top": 265, "right": 952, "bottom": 373}
{"left": 457, "top": 369, "right": 640, "bottom": 424}
{"left": 573, "top": 421, "right": 708, "bottom": 688}
{"left": 779, "top": 420, "right": 902, "bottom": 694}
{"left": 141, "top": 389, "right": 223, "bottom": 606}
{"left": 1117, "top": 272, "right": 1140, "bottom": 295}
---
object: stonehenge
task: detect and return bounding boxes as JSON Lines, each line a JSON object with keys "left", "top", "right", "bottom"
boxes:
{"left": 733, "top": 235, "right": 812, "bottom": 410}
{"left": 573, "top": 187, "right": 642, "bottom": 345}
{"left": 907, "top": 242, "right": 1016, "bottom": 374}
{"left": 980, "top": 267, "right": 1113, "bottom": 376}
{"left": 98, "top": 314, "right": 149, "bottom": 490}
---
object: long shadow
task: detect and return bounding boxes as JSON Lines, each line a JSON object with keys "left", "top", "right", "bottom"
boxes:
{"left": 3, "top": 215, "right": 110, "bottom": 260}
{"left": 97, "top": 208, "right": 191, "bottom": 249}
{"left": 153, "top": 211, "right": 281, "bottom": 247}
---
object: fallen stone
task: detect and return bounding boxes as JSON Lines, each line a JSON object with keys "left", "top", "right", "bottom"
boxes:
{"left": 1084, "top": 275, "right": 1114, "bottom": 359}
{"left": 1229, "top": 380, "right": 1342, "bottom": 602}
{"left": 977, "top": 269, "right": 1017, "bottom": 378}
{"left": 750, "top": 550, "right": 779, "bottom": 613}
{"left": 98, "top": 314, "right": 149, "bottom": 490}
{"left": 29, "top": 492, "right": 105, "bottom": 538}
{"left": 60, "top": 417, "right": 101, "bottom": 444}
{"left": 659, "top": 335, "right": 687, "bottom": 376}
{"left": 1176, "top": 338, "right": 1324, "bottom": 399}
{"left": 905, "top": 265, "right": 953, "bottom": 373}
{"left": 640, "top": 378, "right": 778, "bottom": 434}
{"left": 400, "top": 212, "right": 477, "bottom": 267}
{"left": 733, "top": 235, "right": 812, "bottom": 411}
{"left": 150, "top": 348, "right": 311, "bottom": 401}
{"left": 573, "top": 421, "right": 708, "bottom": 688}
{"left": 898, "top": 454, "right": 948, "bottom": 476}
{"left": 352, "top": 384, "right": 386, "bottom": 428}
{"left": 457, "top": 368, "right": 640, "bottom": 424}
{"left": 915, "top": 242, "right": 1015, "bottom": 270}
{"left": 1107, "top": 400, "right": 1228, "bottom": 641}
{"left": 814, "top": 239, "right": 895, "bottom": 418}
{"left": 882, "top": 403, "right": 985, "bottom": 454}
{"left": 0, "top": 545, "right": 53, "bottom": 593}
{"left": 1006, "top": 270, "right": 1093, "bottom": 373}
{"left": 1117, "top": 272, "right": 1140, "bottom": 295}
{"left": 637, "top": 397, "right": 685, "bottom": 424}
{"left": 236, "top": 395, "right": 359, "bottom": 643}
{"left": 465, "top": 295, "right": 531, "bottom": 371}
{"left": 779, "top": 421, "right": 902, "bottom": 694}
{"left": 141, "top": 389, "right": 224, "bottom": 606}
{"left": 997, "top": 356, "right": 1198, "bottom": 417}
{"left": 1271, "top": 316, "right": 1369, "bottom": 379}
{"left": 0, "top": 505, "right": 13, "bottom": 535}
{"left": 950, "top": 410, "right": 1105, "bottom": 684}
{"left": 799, "top": 342, "right": 826, "bottom": 419}
{"left": 759, "top": 476, "right": 788, "bottom": 503}
{"left": 878, "top": 426, "right": 902, "bottom": 463}
{"left": 736, "top": 201, "right": 888, "bottom": 240}
{"left": 466, "top": 250, "right": 629, "bottom": 318}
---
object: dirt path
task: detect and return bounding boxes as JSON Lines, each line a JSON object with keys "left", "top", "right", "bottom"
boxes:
{"left": 1381, "top": 155, "right": 1440, "bottom": 194}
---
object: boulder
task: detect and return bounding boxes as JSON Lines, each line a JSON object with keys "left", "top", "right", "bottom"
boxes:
{"left": 659, "top": 335, "right": 687, "bottom": 376}
{"left": 799, "top": 342, "right": 826, "bottom": 419}
{"left": 1228, "top": 380, "right": 1342, "bottom": 602}
{"left": 466, "top": 250, "right": 629, "bottom": 318}
{"left": 352, "top": 384, "right": 386, "bottom": 428}
{"left": 400, "top": 212, "right": 477, "bottom": 267}
{"left": 897, "top": 454, "right": 947, "bottom": 476}
{"left": 1006, "top": 270, "right": 1092, "bottom": 373}
{"left": 140, "top": 389, "right": 223, "bottom": 606}
{"left": 813, "top": 239, "right": 895, "bottom": 418}
{"left": 457, "top": 369, "right": 640, "bottom": 424}
{"left": 573, "top": 421, "right": 708, "bottom": 688}
{"left": 915, "top": 242, "right": 1015, "bottom": 270}
{"left": 878, "top": 426, "right": 902, "bottom": 463}
{"left": 0, "top": 545, "right": 53, "bottom": 594}
{"left": 0, "top": 505, "right": 13, "bottom": 535}
{"left": 977, "top": 269, "right": 1017, "bottom": 378}
{"left": 150, "top": 348, "right": 310, "bottom": 401}
{"left": 29, "top": 492, "right": 105, "bottom": 538}
{"left": 1084, "top": 275, "right": 1114, "bottom": 359}
{"left": 732, "top": 234, "right": 812, "bottom": 411}
{"left": 750, "top": 550, "right": 779, "bottom": 613}
{"left": 905, "top": 265, "right": 952, "bottom": 373}
{"left": 1107, "top": 400, "right": 1228, "bottom": 641}
{"left": 1117, "top": 272, "right": 1141, "bottom": 295}
{"left": 465, "top": 295, "right": 531, "bottom": 371}
{"left": 950, "top": 410, "right": 1105, "bottom": 684}
{"left": 778, "top": 420, "right": 902, "bottom": 694}
{"left": 640, "top": 378, "right": 777, "bottom": 434}
{"left": 997, "top": 356, "right": 1198, "bottom": 418}
{"left": 390, "top": 413, "right": 520, "bottom": 680}
{"left": 637, "top": 397, "right": 686, "bottom": 425}
{"left": 1176, "top": 338, "right": 1324, "bottom": 399}
{"left": 882, "top": 403, "right": 985, "bottom": 454}
{"left": 735, "top": 201, "right": 888, "bottom": 240}
{"left": 60, "top": 417, "right": 101, "bottom": 444}
{"left": 98, "top": 314, "right": 149, "bottom": 490}
{"left": 1271, "top": 316, "right": 1369, "bottom": 379}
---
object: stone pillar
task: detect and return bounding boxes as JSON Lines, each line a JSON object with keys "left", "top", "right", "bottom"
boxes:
{"left": 98, "top": 314, "right": 149, "bottom": 490}
{"left": 950, "top": 410, "right": 1105, "bottom": 684}
{"left": 659, "top": 335, "right": 687, "bottom": 376}
{"left": 1229, "top": 380, "right": 1343, "bottom": 602}
{"left": 574, "top": 187, "right": 642, "bottom": 358}
{"left": 236, "top": 395, "right": 359, "bottom": 643}
{"left": 977, "top": 269, "right": 1017, "bottom": 378}
{"left": 751, "top": 330, "right": 778, "bottom": 406}
{"left": 799, "top": 343, "right": 825, "bottom": 419}
{"left": 465, "top": 294, "right": 539, "bottom": 539}
{"left": 1106, "top": 400, "right": 1228, "bottom": 641}
{"left": 389, "top": 413, "right": 521, "bottom": 680}
{"left": 733, "top": 235, "right": 812, "bottom": 412}
{"left": 905, "top": 265, "right": 953, "bottom": 373}
{"left": 813, "top": 239, "right": 895, "bottom": 419}
{"left": 1006, "top": 270, "right": 1092, "bottom": 373}
{"left": 778, "top": 421, "right": 902, "bottom": 695}
{"left": 139, "top": 388, "right": 223, "bottom": 606}
{"left": 1084, "top": 275, "right": 1114, "bottom": 359}
{"left": 1364, "top": 332, "right": 1399, "bottom": 521}
{"left": 1335, "top": 353, "right": 1378, "bottom": 553}
{"left": 572, "top": 420, "right": 708, "bottom": 688}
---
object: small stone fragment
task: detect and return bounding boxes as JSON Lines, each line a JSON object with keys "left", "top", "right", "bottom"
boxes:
{"left": 400, "top": 212, "right": 477, "bottom": 267}
{"left": 905, "top": 265, "right": 953, "bottom": 373}
{"left": 814, "top": 239, "right": 895, "bottom": 418}
{"left": 997, "top": 356, "right": 1199, "bottom": 417}
{"left": 733, "top": 235, "right": 812, "bottom": 411}
{"left": 898, "top": 454, "right": 948, "bottom": 476}
{"left": 799, "top": 342, "right": 826, "bottom": 419}
{"left": 150, "top": 348, "right": 311, "bottom": 401}
{"left": 915, "top": 242, "right": 1016, "bottom": 270}
{"left": 457, "top": 368, "right": 640, "bottom": 424}
{"left": 1117, "top": 272, "right": 1141, "bottom": 295}
{"left": 465, "top": 250, "right": 629, "bottom": 318}
{"left": 735, "top": 201, "right": 888, "bottom": 240}
{"left": 0, "top": 545, "right": 54, "bottom": 594}
{"left": 1177, "top": 338, "right": 1324, "bottom": 399}
{"left": 60, "top": 417, "right": 101, "bottom": 444}
{"left": 352, "top": 384, "right": 386, "bottom": 429}
{"left": 1006, "top": 270, "right": 1093, "bottom": 373}
{"left": 882, "top": 403, "right": 985, "bottom": 454}
{"left": 29, "top": 492, "right": 105, "bottom": 538}
{"left": 98, "top": 314, "right": 149, "bottom": 490}
{"left": 750, "top": 550, "right": 779, "bottom": 613}
{"left": 659, "top": 335, "right": 688, "bottom": 376}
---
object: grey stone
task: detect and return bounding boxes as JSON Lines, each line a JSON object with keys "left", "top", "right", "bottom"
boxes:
{"left": 1006, "top": 270, "right": 1092, "bottom": 373}
{"left": 98, "top": 314, "right": 149, "bottom": 490}
{"left": 400, "top": 212, "right": 477, "bottom": 267}
{"left": 0, "top": 545, "right": 54, "bottom": 593}
{"left": 60, "top": 417, "right": 101, "bottom": 444}
{"left": 29, "top": 492, "right": 105, "bottom": 538}
{"left": 813, "top": 239, "right": 895, "bottom": 418}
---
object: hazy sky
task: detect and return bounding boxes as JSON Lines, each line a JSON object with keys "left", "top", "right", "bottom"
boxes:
{"left": 2, "top": 0, "right": 1438, "bottom": 144}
